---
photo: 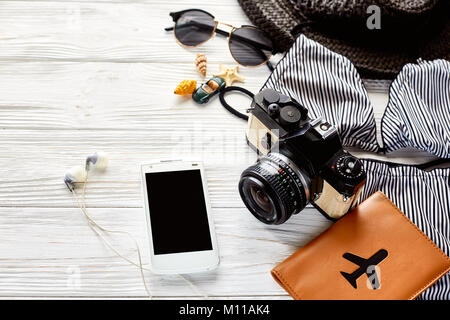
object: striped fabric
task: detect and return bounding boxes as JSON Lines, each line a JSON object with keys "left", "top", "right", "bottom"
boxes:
{"left": 262, "top": 34, "right": 450, "bottom": 299}
{"left": 361, "top": 160, "right": 450, "bottom": 300}
{"left": 262, "top": 35, "right": 379, "bottom": 152}
{"left": 382, "top": 59, "right": 450, "bottom": 158}
{"left": 262, "top": 35, "right": 450, "bottom": 158}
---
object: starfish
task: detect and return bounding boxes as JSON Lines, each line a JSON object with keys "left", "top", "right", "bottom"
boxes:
{"left": 213, "top": 64, "right": 245, "bottom": 86}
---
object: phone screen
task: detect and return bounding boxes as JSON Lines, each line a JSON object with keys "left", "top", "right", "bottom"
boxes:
{"left": 145, "top": 169, "right": 213, "bottom": 255}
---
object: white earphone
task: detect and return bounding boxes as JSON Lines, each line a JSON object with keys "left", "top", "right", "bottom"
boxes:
{"left": 64, "top": 166, "right": 87, "bottom": 191}
{"left": 64, "top": 152, "right": 110, "bottom": 191}
{"left": 85, "top": 151, "right": 109, "bottom": 171}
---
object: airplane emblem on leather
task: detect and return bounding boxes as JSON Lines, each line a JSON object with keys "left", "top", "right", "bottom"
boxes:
{"left": 340, "top": 249, "right": 388, "bottom": 289}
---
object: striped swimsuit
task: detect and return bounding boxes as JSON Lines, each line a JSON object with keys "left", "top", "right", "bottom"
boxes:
{"left": 263, "top": 35, "right": 450, "bottom": 299}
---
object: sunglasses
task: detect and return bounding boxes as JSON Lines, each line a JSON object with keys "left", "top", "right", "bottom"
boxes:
{"left": 165, "top": 9, "right": 275, "bottom": 71}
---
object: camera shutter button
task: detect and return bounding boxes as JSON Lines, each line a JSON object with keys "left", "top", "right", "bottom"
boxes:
{"left": 268, "top": 103, "right": 280, "bottom": 117}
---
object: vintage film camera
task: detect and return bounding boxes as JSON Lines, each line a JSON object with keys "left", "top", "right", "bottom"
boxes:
{"left": 239, "top": 88, "right": 366, "bottom": 224}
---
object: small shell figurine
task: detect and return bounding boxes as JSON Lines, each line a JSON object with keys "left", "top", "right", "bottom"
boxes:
{"left": 174, "top": 80, "right": 197, "bottom": 95}
{"left": 195, "top": 53, "right": 207, "bottom": 77}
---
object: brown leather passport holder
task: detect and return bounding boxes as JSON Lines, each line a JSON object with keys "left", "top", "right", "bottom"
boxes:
{"left": 271, "top": 191, "right": 450, "bottom": 300}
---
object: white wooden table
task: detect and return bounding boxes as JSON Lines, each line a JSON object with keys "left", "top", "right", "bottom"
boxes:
{"left": 0, "top": 0, "right": 432, "bottom": 299}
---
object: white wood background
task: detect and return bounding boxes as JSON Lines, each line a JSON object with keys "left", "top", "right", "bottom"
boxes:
{"left": 0, "top": 0, "right": 433, "bottom": 299}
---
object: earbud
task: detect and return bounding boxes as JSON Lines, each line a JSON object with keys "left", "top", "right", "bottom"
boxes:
{"left": 85, "top": 151, "right": 109, "bottom": 171}
{"left": 64, "top": 165, "right": 87, "bottom": 191}
{"left": 64, "top": 151, "right": 109, "bottom": 191}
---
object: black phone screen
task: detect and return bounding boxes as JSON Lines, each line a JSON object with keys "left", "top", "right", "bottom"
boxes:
{"left": 145, "top": 169, "right": 213, "bottom": 255}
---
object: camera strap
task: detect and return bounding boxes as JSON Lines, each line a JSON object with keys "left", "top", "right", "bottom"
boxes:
{"left": 218, "top": 86, "right": 254, "bottom": 121}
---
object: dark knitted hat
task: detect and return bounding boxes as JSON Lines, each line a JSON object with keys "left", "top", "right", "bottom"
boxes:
{"left": 238, "top": 0, "right": 450, "bottom": 78}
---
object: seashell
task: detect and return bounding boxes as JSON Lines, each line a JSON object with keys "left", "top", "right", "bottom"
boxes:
{"left": 174, "top": 80, "right": 197, "bottom": 95}
{"left": 213, "top": 64, "right": 245, "bottom": 87}
{"left": 195, "top": 53, "right": 207, "bottom": 77}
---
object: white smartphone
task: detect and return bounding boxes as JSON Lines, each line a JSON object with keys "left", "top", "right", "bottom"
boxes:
{"left": 141, "top": 160, "right": 219, "bottom": 274}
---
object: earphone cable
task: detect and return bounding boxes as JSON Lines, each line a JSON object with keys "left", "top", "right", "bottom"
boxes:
{"left": 76, "top": 170, "right": 152, "bottom": 298}
{"left": 69, "top": 174, "right": 210, "bottom": 299}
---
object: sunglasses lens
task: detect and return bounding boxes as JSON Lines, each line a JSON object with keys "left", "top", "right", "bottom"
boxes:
{"left": 229, "top": 27, "right": 273, "bottom": 67}
{"left": 174, "top": 11, "right": 215, "bottom": 46}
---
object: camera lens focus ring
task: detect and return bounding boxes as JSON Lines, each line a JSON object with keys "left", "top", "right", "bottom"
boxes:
{"left": 264, "top": 153, "right": 310, "bottom": 208}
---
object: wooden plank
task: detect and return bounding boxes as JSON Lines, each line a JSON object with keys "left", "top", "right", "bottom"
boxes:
{"left": 0, "top": 206, "right": 331, "bottom": 297}
{"left": 0, "top": 1, "right": 258, "bottom": 63}
{"left": 0, "top": 61, "right": 270, "bottom": 130}
{"left": 0, "top": 61, "right": 403, "bottom": 136}
{"left": 0, "top": 127, "right": 433, "bottom": 209}
{"left": 0, "top": 128, "right": 256, "bottom": 208}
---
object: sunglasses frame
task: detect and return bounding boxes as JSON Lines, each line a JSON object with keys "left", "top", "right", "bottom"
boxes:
{"left": 166, "top": 9, "right": 274, "bottom": 70}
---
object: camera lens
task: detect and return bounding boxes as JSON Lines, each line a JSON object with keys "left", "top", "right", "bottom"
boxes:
{"left": 241, "top": 178, "right": 277, "bottom": 222}
{"left": 239, "top": 153, "right": 311, "bottom": 224}
{"left": 251, "top": 186, "right": 272, "bottom": 213}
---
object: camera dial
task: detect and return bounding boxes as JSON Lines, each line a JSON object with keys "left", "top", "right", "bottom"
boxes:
{"left": 335, "top": 154, "right": 364, "bottom": 181}
{"left": 279, "top": 105, "right": 302, "bottom": 129}
{"left": 262, "top": 89, "right": 280, "bottom": 105}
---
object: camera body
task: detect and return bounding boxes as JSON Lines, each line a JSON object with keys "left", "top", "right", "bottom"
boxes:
{"left": 239, "top": 88, "right": 366, "bottom": 224}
